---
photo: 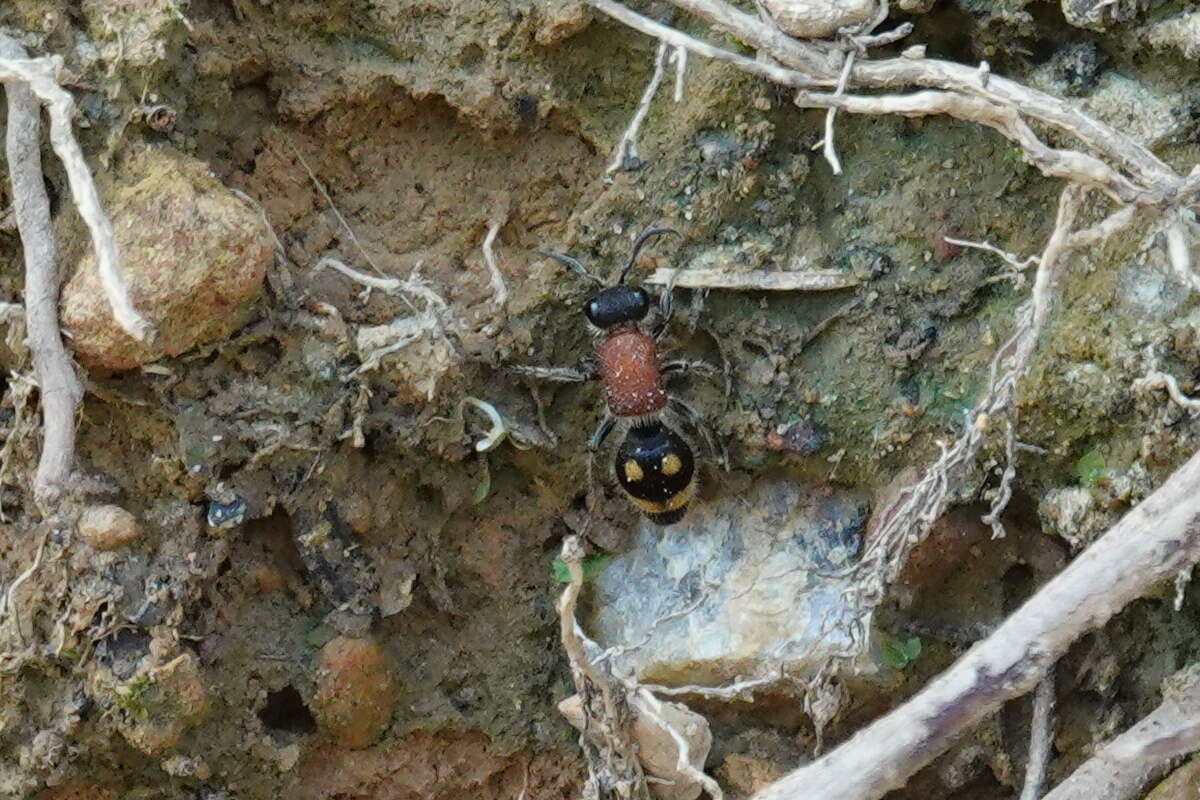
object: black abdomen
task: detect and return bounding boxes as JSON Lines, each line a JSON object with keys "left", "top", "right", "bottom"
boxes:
{"left": 614, "top": 423, "right": 696, "bottom": 525}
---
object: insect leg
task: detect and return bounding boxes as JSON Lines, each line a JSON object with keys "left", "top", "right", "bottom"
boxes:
{"left": 508, "top": 361, "right": 598, "bottom": 383}
{"left": 586, "top": 414, "right": 617, "bottom": 514}
{"left": 669, "top": 397, "right": 728, "bottom": 471}
{"left": 653, "top": 260, "right": 688, "bottom": 341}
{"left": 662, "top": 358, "right": 722, "bottom": 380}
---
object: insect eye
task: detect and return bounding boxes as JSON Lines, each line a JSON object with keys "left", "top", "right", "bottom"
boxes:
{"left": 632, "top": 287, "right": 650, "bottom": 318}
{"left": 583, "top": 298, "right": 603, "bottom": 326}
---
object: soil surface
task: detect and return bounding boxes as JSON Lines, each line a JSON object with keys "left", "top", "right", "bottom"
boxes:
{"left": 1, "top": 0, "right": 1199, "bottom": 798}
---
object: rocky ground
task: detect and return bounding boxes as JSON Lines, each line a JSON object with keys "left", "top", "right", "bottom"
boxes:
{"left": 1, "top": 0, "right": 1199, "bottom": 798}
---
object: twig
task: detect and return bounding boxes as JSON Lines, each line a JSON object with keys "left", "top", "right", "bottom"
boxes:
{"left": 753, "top": 445, "right": 1200, "bottom": 800}
{"left": 0, "top": 52, "right": 151, "bottom": 341}
{"left": 1042, "top": 665, "right": 1200, "bottom": 800}
{"left": 1020, "top": 668, "right": 1056, "bottom": 800}
{"left": 645, "top": 266, "right": 858, "bottom": 290}
{"left": 607, "top": 40, "right": 671, "bottom": 176}
{"left": 1, "top": 35, "right": 85, "bottom": 505}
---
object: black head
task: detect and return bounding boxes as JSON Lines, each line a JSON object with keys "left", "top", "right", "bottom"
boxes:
{"left": 583, "top": 285, "right": 650, "bottom": 329}
{"left": 537, "top": 226, "right": 682, "bottom": 303}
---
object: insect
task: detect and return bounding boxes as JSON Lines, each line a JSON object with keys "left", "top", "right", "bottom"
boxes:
{"left": 520, "top": 227, "right": 724, "bottom": 525}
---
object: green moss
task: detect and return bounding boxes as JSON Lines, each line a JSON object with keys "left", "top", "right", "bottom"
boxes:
{"left": 115, "top": 674, "right": 155, "bottom": 720}
{"left": 1075, "top": 449, "right": 1108, "bottom": 486}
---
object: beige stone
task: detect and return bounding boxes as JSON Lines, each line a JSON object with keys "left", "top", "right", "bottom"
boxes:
{"left": 61, "top": 147, "right": 273, "bottom": 370}
{"left": 78, "top": 505, "right": 140, "bottom": 550}
{"left": 716, "top": 754, "right": 786, "bottom": 799}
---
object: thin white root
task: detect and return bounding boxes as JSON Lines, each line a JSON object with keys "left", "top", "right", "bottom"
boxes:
{"left": 1133, "top": 348, "right": 1200, "bottom": 415}
{"left": 855, "top": 185, "right": 1082, "bottom": 604}
{"left": 481, "top": 222, "right": 508, "bottom": 310}
{"left": 944, "top": 236, "right": 1040, "bottom": 273}
{"left": 980, "top": 420, "right": 1016, "bottom": 539}
{"left": 463, "top": 396, "right": 535, "bottom": 453}
{"left": 315, "top": 256, "right": 402, "bottom": 292}
{"left": 645, "top": 266, "right": 859, "bottom": 290}
{"left": 672, "top": 46, "right": 687, "bottom": 102}
{"left": 639, "top": 673, "right": 776, "bottom": 700}
{"left": 287, "top": 140, "right": 390, "bottom": 281}
{"left": 1042, "top": 665, "right": 1200, "bottom": 800}
{"left": 0, "top": 55, "right": 151, "bottom": 341}
{"left": 637, "top": 687, "right": 724, "bottom": 800}
{"left": 754, "top": 446, "right": 1200, "bottom": 800}
{"left": 557, "top": 536, "right": 650, "bottom": 798}
{"left": 314, "top": 256, "right": 448, "bottom": 312}
{"left": 607, "top": 40, "right": 671, "bottom": 175}
{"left": 1135, "top": 371, "right": 1200, "bottom": 414}
{"left": 821, "top": 50, "right": 855, "bottom": 175}
{"left": 1020, "top": 668, "right": 1056, "bottom": 800}
{"left": 0, "top": 530, "right": 48, "bottom": 644}
{"left": 464, "top": 397, "right": 507, "bottom": 452}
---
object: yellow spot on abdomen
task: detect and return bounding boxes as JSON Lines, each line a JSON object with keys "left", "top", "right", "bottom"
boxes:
{"left": 661, "top": 453, "right": 683, "bottom": 476}
{"left": 624, "top": 459, "right": 645, "bottom": 482}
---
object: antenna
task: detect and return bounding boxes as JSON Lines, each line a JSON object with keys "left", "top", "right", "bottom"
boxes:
{"left": 617, "top": 227, "right": 681, "bottom": 284}
{"left": 537, "top": 250, "right": 605, "bottom": 287}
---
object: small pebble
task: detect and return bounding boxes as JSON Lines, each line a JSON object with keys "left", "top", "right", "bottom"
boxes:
{"left": 311, "top": 636, "right": 396, "bottom": 749}
{"left": 78, "top": 505, "right": 140, "bottom": 550}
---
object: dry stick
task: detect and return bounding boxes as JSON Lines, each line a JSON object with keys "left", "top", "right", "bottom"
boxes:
{"left": 1020, "top": 668, "right": 1056, "bottom": 800}
{"left": 645, "top": 266, "right": 859, "bottom": 290}
{"left": 0, "top": 35, "right": 84, "bottom": 505}
{"left": 1041, "top": 666, "right": 1200, "bottom": 800}
{"left": 0, "top": 55, "right": 151, "bottom": 341}
{"left": 754, "top": 446, "right": 1200, "bottom": 800}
